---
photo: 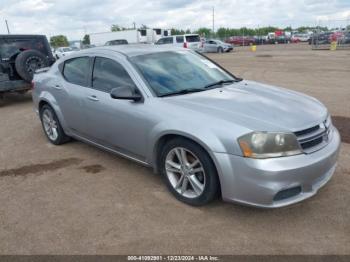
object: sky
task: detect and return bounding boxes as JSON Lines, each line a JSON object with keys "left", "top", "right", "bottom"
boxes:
{"left": 1, "top": 0, "right": 350, "bottom": 40}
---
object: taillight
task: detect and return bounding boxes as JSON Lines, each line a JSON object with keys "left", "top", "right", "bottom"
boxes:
{"left": 31, "top": 81, "right": 35, "bottom": 90}
{"left": 183, "top": 42, "right": 188, "bottom": 48}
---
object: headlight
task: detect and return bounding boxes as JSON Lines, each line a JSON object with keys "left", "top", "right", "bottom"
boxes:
{"left": 238, "top": 132, "right": 302, "bottom": 158}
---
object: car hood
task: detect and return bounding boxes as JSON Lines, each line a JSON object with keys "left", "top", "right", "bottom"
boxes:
{"left": 162, "top": 80, "right": 327, "bottom": 132}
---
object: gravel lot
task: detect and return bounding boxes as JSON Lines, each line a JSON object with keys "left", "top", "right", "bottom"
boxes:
{"left": 0, "top": 43, "right": 349, "bottom": 255}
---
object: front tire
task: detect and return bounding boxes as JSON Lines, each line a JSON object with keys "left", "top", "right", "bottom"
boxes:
{"left": 40, "top": 104, "right": 70, "bottom": 145}
{"left": 217, "top": 47, "right": 224, "bottom": 53}
{"left": 159, "top": 138, "right": 219, "bottom": 206}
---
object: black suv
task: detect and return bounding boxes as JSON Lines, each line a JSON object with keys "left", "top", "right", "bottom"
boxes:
{"left": 0, "top": 35, "right": 55, "bottom": 97}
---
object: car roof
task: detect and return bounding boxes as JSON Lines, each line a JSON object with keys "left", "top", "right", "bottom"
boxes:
{"left": 80, "top": 44, "right": 189, "bottom": 57}
{"left": 0, "top": 34, "right": 46, "bottom": 39}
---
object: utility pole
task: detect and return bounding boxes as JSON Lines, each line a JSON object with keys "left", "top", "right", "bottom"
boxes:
{"left": 212, "top": 7, "right": 215, "bottom": 37}
{"left": 5, "top": 20, "right": 10, "bottom": 34}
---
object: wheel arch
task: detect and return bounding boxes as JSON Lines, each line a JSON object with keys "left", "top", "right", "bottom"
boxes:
{"left": 37, "top": 93, "right": 70, "bottom": 135}
{"left": 151, "top": 132, "right": 223, "bottom": 197}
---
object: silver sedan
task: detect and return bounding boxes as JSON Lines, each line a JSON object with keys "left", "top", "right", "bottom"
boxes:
{"left": 32, "top": 45, "right": 340, "bottom": 208}
{"left": 202, "top": 39, "right": 233, "bottom": 53}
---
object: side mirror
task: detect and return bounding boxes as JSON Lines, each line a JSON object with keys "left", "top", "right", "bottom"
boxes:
{"left": 110, "top": 86, "right": 142, "bottom": 102}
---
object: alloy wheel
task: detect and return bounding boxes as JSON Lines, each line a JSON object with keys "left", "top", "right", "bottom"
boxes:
{"left": 165, "top": 147, "right": 206, "bottom": 198}
{"left": 42, "top": 109, "right": 58, "bottom": 141}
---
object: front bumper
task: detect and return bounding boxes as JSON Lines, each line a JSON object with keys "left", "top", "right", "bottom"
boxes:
{"left": 214, "top": 128, "right": 341, "bottom": 208}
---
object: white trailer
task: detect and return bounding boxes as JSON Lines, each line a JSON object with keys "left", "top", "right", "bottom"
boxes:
{"left": 89, "top": 28, "right": 171, "bottom": 46}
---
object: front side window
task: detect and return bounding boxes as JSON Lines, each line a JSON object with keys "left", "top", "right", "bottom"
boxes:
{"left": 165, "top": 37, "right": 173, "bottom": 44}
{"left": 139, "top": 29, "right": 147, "bottom": 37}
{"left": 63, "top": 56, "right": 90, "bottom": 86}
{"left": 176, "top": 36, "right": 184, "bottom": 43}
{"left": 92, "top": 57, "right": 136, "bottom": 93}
{"left": 130, "top": 51, "right": 235, "bottom": 96}
{"left": 156, "top": 38, "right": 165, "bottom": 45}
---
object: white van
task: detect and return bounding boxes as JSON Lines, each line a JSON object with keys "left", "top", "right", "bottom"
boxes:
{"left": 155, "top": 34, "right": 201, "bottom": 51}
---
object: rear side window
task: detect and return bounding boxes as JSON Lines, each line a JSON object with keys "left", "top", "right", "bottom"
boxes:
{"left": 63, "top": 57, "right": 90, "bottom": 86}
{"left": 176, "top": 36, "right": 184, "bottom": 43}
{"left": 92, "top": 57, "right": 136, "bottom": 93}
{"left": 185, "top": 35, "right": 200, "bottom": 43}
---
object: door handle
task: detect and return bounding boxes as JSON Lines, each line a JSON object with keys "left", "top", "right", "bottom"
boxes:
{"left": 88, "top": 95, "right": 99, "bottom": 102}
{"left": 53, "top": 84, "right": 62, "bottom": 90}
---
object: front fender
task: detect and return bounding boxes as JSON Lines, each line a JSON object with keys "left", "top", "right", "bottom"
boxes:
{"left": 146, "top": 120, "right": 230, "bottom": 169}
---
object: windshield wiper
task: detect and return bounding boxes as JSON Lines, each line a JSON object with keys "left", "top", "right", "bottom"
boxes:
{"left": 203, "top": 79, "right": 236, "bottom": 89}
{"left": 158, "top": 88, "right": 205, "bottom": 97}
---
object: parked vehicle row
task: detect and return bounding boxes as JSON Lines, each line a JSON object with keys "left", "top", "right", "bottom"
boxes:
{"left": 155, "top": 34, "right": 234, "bottom": 53}
{"left": 309, "top": 31, "right": 350, "bottom": 45}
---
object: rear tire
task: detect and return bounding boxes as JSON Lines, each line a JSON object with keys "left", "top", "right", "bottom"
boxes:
{"left": 15, "top": 50, "right": 49, "bottom": 82}
{"left": 159, "top": 138, "right": 219, "bottom": 206}
{"left": 40, "top": 104, "right": 70, "bottom": 145}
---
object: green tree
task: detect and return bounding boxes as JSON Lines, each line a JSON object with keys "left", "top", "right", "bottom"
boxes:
{"left": 111, "top": 24, "right": 134, "bottom": 32}
{"left": 171, "top": 28, "right": 186, "bottom": 35}
{"left": 111, "top": 24, "right": 122, "bottom": 32}
{"left": 195, "top": 27, "right": 212, "bottom": 37}
{"left": 50, "top": 35, "right": 69, "bottom": 48}
{"left": 82, "top": 34, "right": 90, "bottom": 45}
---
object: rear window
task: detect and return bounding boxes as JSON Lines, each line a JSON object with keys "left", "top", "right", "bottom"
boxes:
{"left": 63, "top": 56, "right": 90, "bottom": 86}
{"left": 0, "top": 38, "right": 48, "bottom": 59}
{"left": 185, "top": 35, "right": 200, "bottom": 43}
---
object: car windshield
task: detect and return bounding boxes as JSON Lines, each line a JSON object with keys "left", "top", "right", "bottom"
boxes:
{"left": 62, "top": 47, "right": 72, "bottom": 52}
{"left": 130, "top": 51, "right": 236, "bottom": 96}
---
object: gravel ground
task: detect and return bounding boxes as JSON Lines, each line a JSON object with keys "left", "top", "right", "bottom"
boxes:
{"left": 0, "top": 43, "right": 349, "bottom": 255}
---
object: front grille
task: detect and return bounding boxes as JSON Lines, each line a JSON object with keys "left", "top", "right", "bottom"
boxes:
{"left": 294, "top": 125, "right": 320, "bottom": 136}
{"left": 294, "top": 118, "right": 331, "bottom": 153}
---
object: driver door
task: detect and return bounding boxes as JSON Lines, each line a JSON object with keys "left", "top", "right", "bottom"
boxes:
{"left": 84, "top": 56, "right": 150, "bottom": 161}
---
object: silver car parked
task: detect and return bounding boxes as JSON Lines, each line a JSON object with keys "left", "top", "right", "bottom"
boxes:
{"left": 203, "top": 39, "right": 233, "bottom": 53}
{"left": 32, "top": 45, "right": 340, "bottom": 208}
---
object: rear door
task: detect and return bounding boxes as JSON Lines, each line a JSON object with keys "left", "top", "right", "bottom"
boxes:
{"left": 53, "top": 56, "right": 92, "bottom": 136}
